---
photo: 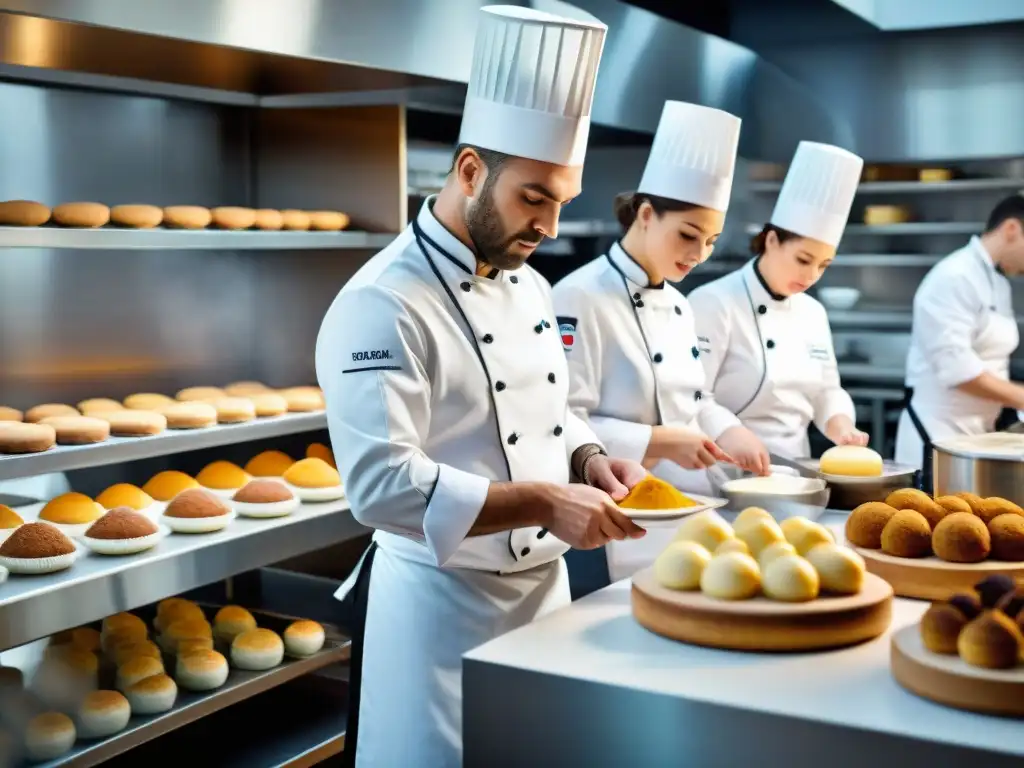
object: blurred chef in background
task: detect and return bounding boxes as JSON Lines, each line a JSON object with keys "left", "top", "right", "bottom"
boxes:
{"left": 895, "top": 194, "right": 1024, "bottom": 491}
{"left": 553, "top": 101, "right": 761, "bottom": 581}
{"left": 689, "top": 141, "right": 867, "bottom": 464}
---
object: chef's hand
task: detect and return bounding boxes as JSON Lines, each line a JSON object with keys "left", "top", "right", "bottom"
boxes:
{"left": 825, "top": 415, "right": 869, "bottom": 447}
{"left": 651, "top": 426, "right": 733, "bottom": 470}
{"left": 584, "top": 455, "right": 647, "bottom": 502}
{"left": 542, "top": 483, "right": 646, "bottom": 549}
{"left": 715, "top": 426, "right": 771, "bottom": 476}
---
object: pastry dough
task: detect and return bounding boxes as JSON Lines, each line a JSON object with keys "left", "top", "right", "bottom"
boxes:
{"left": 757, "top": 540, "right": 796, "bottom": 570}
{"left": 253, "top": 209, "right": 284, "bottom": 230}
{"left": 281, "top": 210, "right": 311, "bottom": 231}
{"left": 110, "top": 205, "right": 163, "bottom": 228}
{"left": 0, "top": 200, "right": 51, "bottom": 226}
{"left": 52, "top": 202, "right": 110, "bottom": 228}
{"left": 819, "top": 445, "right": 883, "bottom": 477}
{"left": 654, "top": 541, "right": 710, "bottom": 590}
{"left": 308, "top": 210, "right": 350, "bottom": 231}
{"left": 762, "top": 554, "right": 819, "bottom": 602}
{"left": 699, "top": 552, "right": 761, "bottom": 600}
{"left": 0, "top": 422, "right": 56, "bottom": 453}
{"left": 39, "top": 415, "right": 110, "bottom": 445}
{"left": 163, "top": 206, "right": 212, "bottom": 229}
{"left": 788, "top": 521, "right": 834, "bottom": 555}
{"left": 211, "top": 207, "right": 257, "bottom": 230}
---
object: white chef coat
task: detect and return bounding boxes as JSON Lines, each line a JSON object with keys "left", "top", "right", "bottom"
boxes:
{"left": 552, "top": 242, "right": 740, "bottom": 581}
{"left": 895, "top": 236, "right": 1020, "bottom": 469}
{"left": 688, "top": 259, "right": 856, "bottom": 458}
{"left": 316, "top": 198, "right": 601, "bottom": 767}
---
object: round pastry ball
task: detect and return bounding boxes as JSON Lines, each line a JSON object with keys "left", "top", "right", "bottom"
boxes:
{"left": 126, "top": 673, "right": 177, "bottom": 715}
{"left": 934, "top": 495, "right": 972, "bottom": 516}
{"left": 762, "top": 554, "right": 819, "bottom": 602}
{"left": 932, "top": 513, "right": 991, "bottom": 563}
{"left": 25, "top": 712, "right": 76, "bottom": 761}
{"left": 884, "top": 488, "right": 933, "bottom": 511}
{"left": 283, "top": 620, "right": 326, "bottom": 658}
{"left": 116, "top": 656, "right": 164, "bottom": 692}
{"left": 213, "top": 605, "right": 257, "bottom": 645}
{"left": 177, "top": 637, "right": 215, "bottom": 657}
{"left": 714, "top": 539, "right": 749, "bottom": 556}
{"left": 976, "top": 497, "right": 1024, "bottom": 525}
{"left": 951, "top": 491, "right": 985, "bottom": 516}
{"left": 76, "top": 689, "right": 131, "bottom": 739}
{"left": 175, "top": 650, "right": 229, "bottom": 691}
{"left": 787, "top": 521, "right": 834, "bottom": 556}
{"left": 920, "top": 602, "right": 969, "bottom": 654}
{"left": 732, "top": 507, "right": 773, "bottom": 532}
{"left": 845, "top": 502, "right": 898, "bottom": 549}
{"left": 699, "top": 552, "right": 761, "bottom": 600}
{"left": 672, "top": 510, "right": 734, "bottom": 553}
{"left": 735, "top": 517, "right": 785, "bottom": 557}
{"left": 653, "top": 541, "right": 711, "bottom": 590}
{"left": 757, "top": 541, "right": 797, "bottom": 571}
{"left": 779, "top": 516, "right": 815, "bottom": 546}
{"left": 881, "top": 510, "right": 932, "bottom": 558}
{"left": 154, "top": 597, "right": 204, "bottom": 633}
{"left": 230, "top": 628, "right": 284, "bottom": 671}
{"left": 804, "top": 543, "right": 866, "bottom": 595}
{"left": 957, "top": 611, "right": 1024, "bottom": 670}
{"left": 989, "top": 514, "right": 1024, "bottom": 561}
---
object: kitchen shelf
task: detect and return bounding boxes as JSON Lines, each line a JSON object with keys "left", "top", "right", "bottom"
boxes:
{"left": 0, "top": 500, "right": 364, "bottom": 650}
{"left": 694, "top": 254, "right": 941, "bottom": 276}
{"left": 0, "top": 226, "right": 397, "bottom": 250}
{"left": 827, "top": 309, "right": 912, "bottom": 329}
{"left": 39, "top": 638, "right": 350, "bottom": 767}
{"left": 744, "top": 222, "right": 983, "bottom": 236}
{"left": 557, "top": 220, "right": 621, "bottom": 238}
{"left": 0, "top": 412, "right": 327, "bottom": 482}
{"left": 838, "top": 362, "right": 905, "bottom": 382}
{"left": 748, "top": 178, "right": 1024, "bottom": 194}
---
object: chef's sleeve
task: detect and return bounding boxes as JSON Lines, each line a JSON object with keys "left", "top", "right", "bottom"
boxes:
{"left": 687, "top": 290, "right": 742, "bottom": 440}
{"left": 912, "top": 273, "right": 987, "bottom": 387}
{"left": 553, "top": 282, "right": 651, "bottom": 463}
{"left": 316, "top": 285, "right": 490, "bottom": 567}
{"left": 810, "top": 310, "right": 857, "bottom": 434}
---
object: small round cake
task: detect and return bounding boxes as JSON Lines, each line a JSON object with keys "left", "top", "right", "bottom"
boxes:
{"left": 880, "top": 509, "right": 932, "bottom": 558}
{"left": 804, "top": 543, "right": 865, "bottom": 595}
{"left": 77, "top": 690, "right": 131, "bottom": 739}
{"left": 654, "top": 541, "right": 710, "bottom": 590}
{"left": 122, "top": 392, "right": 174, "bottom": 411}
{"left": 160, "top": 618, "right": 213, "bottom": 655}
{"left": 213, "top": 605, "right": 257, "bottom": 645}
{"left": 284, "top": 620, "right": 326, "bottom": 658}
{"left": 101, "top": 409, "right": 167, "bottom": 437}
{"left": 996, "top": 589, "right": 1024, "bottom": 622}
{"left": 0, "top": 522, "right": 77, "bottom": 574}
{"left": 884, "top": 488, "right": 933, "bottom": 511}
{"left": 154, "top": 597, "right": 204, "bottom": 633}
{"left": 700, "top": 552, "right": 761, "bottom": 600}
{"left": 974, "top": 574, "right": 1016, "bottom": 609}
{"left": 225, "top": 381, "right": 269, "bottom": 396}
{"left": 111, "top": 204, "right": 163, "bottom": 228}
{"left": 39, "top": 492, "right": 103, "bottom": 537}
{"left": 162, "top": 488, "right": 234, "bottom": 533}
{"left": 143, "top": 470, "right": 199, "bottom": 502}
{"left": 83, "top": 507, "right": 163, "bottom": 555}
{"left": 0, "top": 421, "right": 56, "bottom": 453}
{"left": 308, "top": 210, "right": 350, "bottom": 231}
{"left": 25, "top": 712, "right": 76, "bottom": 761}
{"left": 39, "top": 415, "right": 110, "bottom": 445}
{"left": 233, "top": 479, "right": 299, "bottom": 518}
{"left": 989, "top": 514, "right": 1024, "bottom": 561}
{"left": 95, "top": 483, "right": 156, "bottom": 515}
{"left": 244, "top": 450, "right": 295, "bottom": 477}
{"left": 976, "top": 497, "right": 1024, "bottom": 525}
{"left": 231, "top": 628, "right": 284, "bottom": 671}
{"left": 196, "top": 461, "right": 251, "bottom": 498}
{"left": 50, "top": 626, "right": 102, "bottom": 654}
{"left": 176, "top": 650, "right": 229, "bottom": 691}
{"left": 24, "top": 403, "right": 79, "bottom": 423}
{"left": 253, "top": 209, "right": 284, "bottom": 230}
{"left": 212, "top": 397, "right": 256, "bottom": 424}
{"left": 162, "top": 401, "right": 217, "bottom": 429}
{"left": 921, "top": 601, "right": 969, "bottom": 654}
{"left": 281, "top": 209, "right": 311, "bottom": 231}
{"left": 77, "top": 398, "right": 124, "bottom": 416}
{"left": 279, "top": 387, "right": 324, "bottom": 412}
{"left": 116, "top": 656, "right": 164, "bottom": 692}
{"left": 957, "top": 611, "right": 1023, "bottom": 669}
{"left": 845, "top": 502, "right": 898, "bottom": 549}
{"left": 948, "top": 593, "right": 983, "bottom": 620}
{"left": 126, "top": 673, "right": 177, "bottom": 714}
{"left": 932, "top": 513, "right": 991, "bottom": 563}
{"left": 0, "top": 406, "right": 22, "bottom": 422}
{"left": 175, "top": 386, "right": 225, "bottom": 402}
{"left": 282, "top": 458, "right": 345, "bottom": 502}
{"left": 306, "top": 442, "right": 336, "bottom": 468}
{"left": 247, "top": 392, "right": 289, "bottom": 418}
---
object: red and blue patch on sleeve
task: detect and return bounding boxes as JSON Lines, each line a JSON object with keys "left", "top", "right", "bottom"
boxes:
{"left": 557, "top": 316, "right": 577, "bottom": 352}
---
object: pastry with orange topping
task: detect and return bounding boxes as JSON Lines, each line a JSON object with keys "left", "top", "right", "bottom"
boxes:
{"left": 142, "top": 470, "right": 199, "bottom": 502}
{"left": 196, "top": 460, "right": 251, "bottom": 498}
{"left": 306, "top": 442, "right": 336, "bottom": 468}
{"left": 162, "top": 488, "right": 234, "bottom": 533}
{"left": 244, "top": 450, "right": 295, "bottom": 477}
{"left": 0, "top": 505, "right": 23, "bottom": 541}
{"left": 282, "top": 457, "right": 345, "bottom": 502}
{"left": 38, "top": 492, "right": 103, "bottom": 537}
{"left": 96, "top": 483, "right": 155, "bottom": 514}
{"left": 233, "top": 479, "right": 299, "bottom": 518}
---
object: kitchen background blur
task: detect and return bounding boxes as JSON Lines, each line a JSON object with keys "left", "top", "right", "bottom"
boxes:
{"left": 4, "top": 0, "right": 1024, "bottom": 461}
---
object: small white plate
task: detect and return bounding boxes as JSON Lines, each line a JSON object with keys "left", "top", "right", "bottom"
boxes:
{"left": 620, "top": 494, "right": 728, "bottom": 521}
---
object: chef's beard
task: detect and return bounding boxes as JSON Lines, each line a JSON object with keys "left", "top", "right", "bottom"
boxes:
{"left": 465, "top": 180, "right": 544, "bottom": 271}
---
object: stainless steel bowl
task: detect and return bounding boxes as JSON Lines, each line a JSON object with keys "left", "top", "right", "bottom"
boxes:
{"left": 795, "top": 459, "right": 917, "bottom": 510}
{"left": 706, "top": 465, "right": 830, "bottom": 522}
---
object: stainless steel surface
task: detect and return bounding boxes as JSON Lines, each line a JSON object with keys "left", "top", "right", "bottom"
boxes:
{"left": 0, "top": 501, "right": 364, "bottom": 650}
{"left": 798, "top": 458, "right": 917, "bottom": 510}
{"left": 933, "top": 435, "right": 1024, "bottom": 499}
{"left": 0, "top": 413, "right": 327, "bottom": 482}
{"left": 708, "top": 464, "right": 830, "bottom": 522}
{"left": 0, "top": 227, "right": 397, "bottom": 249}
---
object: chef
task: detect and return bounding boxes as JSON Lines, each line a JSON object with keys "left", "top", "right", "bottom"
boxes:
{"left": 315, "top": 7, "right": 646, "bottom": 767}
{"left": 553, "top": 101, "right": 766, "bottom": 581}
{"left": 688, "top": 141, "right": 868, "bottom": 462}
{"left": 895, "top": 193, "right": 1024, "bottom": 490}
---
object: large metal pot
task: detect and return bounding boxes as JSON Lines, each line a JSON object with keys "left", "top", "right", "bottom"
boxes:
{"left": 933, "top": 433, "right": 1024, "bottom": 498}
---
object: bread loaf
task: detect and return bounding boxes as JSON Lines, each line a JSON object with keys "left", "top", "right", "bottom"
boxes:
{"left": 211, "top": 207, "right": 256, "bottom": 230}
{"left": 163, "top": 206, "right": 212, "bottom": 229}
{"left": 52, "top": 203, "right": 110, "bottom": 228}
{"left": 110, "top": 204, "right": 163, "bottom": 229}
{"left": 0, "top": 200, "right": 51, "bottom": 226}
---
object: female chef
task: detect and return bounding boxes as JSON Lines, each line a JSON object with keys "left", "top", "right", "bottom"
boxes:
{"left": 688, "top": 141, "right": 867, "bottom": 466}
{"left": 553, "top": 101, "right": 766, "bottom": 582}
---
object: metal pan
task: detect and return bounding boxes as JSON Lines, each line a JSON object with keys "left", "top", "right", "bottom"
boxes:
{"left": 707, "top": 464, "right": 830, "bottom": 522}
{"left": 795, "top": 458, "right": 918, "bottom": 510}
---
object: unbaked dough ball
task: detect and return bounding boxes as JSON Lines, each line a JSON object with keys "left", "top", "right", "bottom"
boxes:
{"left": 762, "top": 554, "right": 820, "bottom": 602}
{"left": 654, "top": 541, "right": 711, "bottom": 590}
{"left": 805, "top": 543, "right": 865, "bottom": 594}
{"left": 735, "top": 517, "right": 785, "bottom": 557}
{"left": 733, "top": 507, "right": 773, "bottom": 532}
{"left": 758, "top": 540, "right": 797, "bottom": 571}
{"left": 700, "top": 552, "right": 761, "bottom": 600}
{"left": 715, "top": 539, "right": 750, "bottom": 556}
{"left": 789, "top": 521, "right": 835, "bottom": 555}
{"left": 672, "top": 510, "right": 734, "bottom": 553}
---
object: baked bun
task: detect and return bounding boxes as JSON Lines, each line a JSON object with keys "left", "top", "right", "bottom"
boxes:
{"left": 845, "top": 502, "right": 898, "bottom": 549}
{"left": 0, "top": 405, "right": 23, "bottom": 422}
{"left": 40, "top": 646, "right": 99, "bottom": 685}
{"left": 159, "top": 618, "right": 213, "bottom": 655}
{"left": 281, "top": 209, "right": 311, "bottom": 230}
{"left": 934, "top": 495, "right": 973, "bottom": 516}
{"left": 101, "top": 409, "right": 167, "bottom": 436}
{"left": 77, "top": 397, "right": 124, "bottom": 416}
{"left": 283, "top": 458, "right": 344, "bottom": 502}
{"left": 0, "top": 522, "right": 77, "bottom": 573}
{"left": 989, "top": 514, "right": 1024, "bottom": 561}
{"left": 101, "top": 613, "right": 148, "bottom": 654}
{"left": 231, "top": 628, "right": 284, "bottom": 670}
{"left": 0, "top": 199, "right": 51, "bottom": 226}
{"left": 920, "top": 601, "right": 968, "bottom": 654}
{"left": 996, "top": 589, "right": 1024, "bottom": 621}
{"left": 253, "top": 209, "right": 283, "bottom": 230}
{"left": 213, "top": 605, "right": 257, "bottom": 645}
{"left": 804, "top": 543, "right": 865, "bottom": 595}
{"left": 233, "top": 479, "right": 298, "bottom": 518}
{"left": 154, "top": 598, "right": 204, "bottom": 634}
{"left": 25, "top": 712, "right": 76, "bottom": 761}
{"left": 110, "top": 639, "right": 162, "bottom": 668}
{"left": 32, "top": 652, "right": 98, "bottom": 710}
{"left": 76, "top": 689, "right": 131, "bottom": 738}
{"left": 50, "top": 626, "right": 101, "bottom": 654}
{"left": 0, "top": 422, "right": 55, "bottom": 453}
{"left": 196, "top": 461, "right": 251, "bottom": 495}
{"left": 932, "top": 513, "right": 990, "bottom": 563}
{"left": 53, "top": 202, "right": 110, "bottom": 228}
{"left": 885, "top": 488, "right": 932, "bottom": 511}
{"left": 39, "top": 415, "right": 110, "bottom": 445}
{"left": 116, "top": 656, "right": 164, "bottom": 692}
{"left": 213, "top": 397, "right": 256, "bottom": 423}
{"left": 306, "top": 442, "right": 336, "bottom": 468}
{"left": 96, "top": 483, "right": 154, "bottom": 512}
{"left": 211, "top": 206, "right": 256, "bottom": 230}
{"left": 123, "top": 392, "right": 174, "bottom": 411}
{"left": 162, "top": 401, "right": 217, "bottom": 429}
{"left": 175, "top": 386, "right": 226, "bottom": 402}
{"left": 110, "top": 204, "right": 163, "bottom": 228}
{"left": 948, "top": 593, "right": 983, "bottom": 620}
{"left": 175, "top": 650, "right": 228, "bottom": 691}
{"left": 126, "top": 673, "right": 177, "bottom": 714}
{"left": 162, "top": 488, "right": 233, "bottom": 533}
{"left": 244, "top": 450, "right": 295, "bottom": 477}
{"left": 880, "top": 510, "right": 932, "bottom": 558}
{"left": 977, "top": 497, "right": 1024, "bottom": 525}
{"left": 284, "top": 620, "right": 326, "bottom": 657}
{"left": 142, "top": 471, "right": 199, "bottom": 502}
{"left": 25, "top": 403, "right": 79, "bottom": 422}
{"left": 177, "top": 637, "right": 214, "bottom": 657}
{"left": 279, "top": 386, "right": 324, "bottom": 412}
{"left": 700, "top": 552, "right": 761, "bottom": 600}
{"left": 951, "top": 491, "right": 985, "bottom": 515}
{"left": 247, "top": 391, "right": 288, "bottom": 417}
{"left": 308, "top": 210, "right": 350, "bottom": 231}
{"left": 225, "top": 381, "right": 269, "bottom": 396}
{"left": 957, "top": 611, "right": 1023, "bottom": 669}
{"left": 163, "top": 205, "right": 212, "bottom": 229}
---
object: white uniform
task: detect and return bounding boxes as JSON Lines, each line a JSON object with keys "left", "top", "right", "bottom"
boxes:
{"left": 554, "top": 101, "right": 741, "bottom": 581}
{"left": 317, "top": 8, "right": 608, "bottom": 766}
{"left": 895, "top": 236, "right": 1020, "bottom": 470}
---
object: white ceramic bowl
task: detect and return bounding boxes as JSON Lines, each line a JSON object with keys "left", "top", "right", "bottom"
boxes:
{"left": 817, "top": 287, "right": 861, "bottom": 310}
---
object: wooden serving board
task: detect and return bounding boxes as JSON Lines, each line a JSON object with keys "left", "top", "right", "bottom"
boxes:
{"left": 890, "top": 625, "right": 1024, "bottom": 717}
{"left": 630, "top": 566, "right": 893, "bottom": 652}
{"left": 852, "top": 545, "right": 1024, "bottom": 601}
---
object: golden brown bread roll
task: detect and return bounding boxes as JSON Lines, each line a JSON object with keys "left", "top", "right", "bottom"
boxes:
{"left": 0, "top": 422, "right": 56, "bottom": 453}
{"left": 989, "top": 514, "right": 1024, "bottom": 561}
{"left": 933, "top": 512, "right": 991, "bottom": 563}
{"left": 77, "top": 398, "right": 123, "bottom": 416}
{"left": 0, "top": 200, "right": 51, "bottom": 226}
{"left": 920, "top": 602, "right": 968, "bottom": 654}
{"left": 0, "top": 406, "right": 23, "bottom": 422}
{"left": 281, "top": 210, "right": 311, "bottom": 231}
{"left": 39, "top": 416, "right": 110, "bottom": 445}
{"left": 25, "top": 404, "right": 79, "bottom": 423}
{"left": 100, "top": 410, "right": 167, "bottom": 437}
{"left": 52, "top": 202, "right": 110, "bottom": 228}
{"left": 110, "top": 204, "right": 163, "bottom": 229}
{"left": 951, "top": 491, "right": 985, "bottom": 515}
{"left": 881, "top": 509, "right": 932, "bottom": 558}
{"left": 934, "top": 495, "right": 972, "bottom": 516}
{"left": 163, "top": 206, "right": 212, "bottom": 230}
{"left": 211, "top": 207, "right": 256, "bottom": 231}
{"left": 307, "top": 211, "right": 350, "bottom": 231}
{"left": 160, "top": 402, "right": 217, "bottom": 430}
{"left": 845, "top": 502, "right": 898, "bottom": 549}
{"left": 977, "top": 497, "right": 1024, "bottom": 525}
{"left": 253, "top": 210, "right": 283, "bottom": 230}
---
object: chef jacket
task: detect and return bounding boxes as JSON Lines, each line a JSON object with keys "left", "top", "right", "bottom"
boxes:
{"left": 553, "top": 242, "right": 741, "bottom": 467}
{"left": 315, "top": 198, "right": 602, "bottom": 574}
{"left": 895, "top": 236, "right": 1020, "bottom": 464}
{"left": 688, "top": 259, "right": 856, "bottom": 458}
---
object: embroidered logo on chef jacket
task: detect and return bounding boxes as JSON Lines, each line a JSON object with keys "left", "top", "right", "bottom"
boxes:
{"left": 697, "top": 335, "right": 711, "bottom": 354}
{"left": 807, "top": 344, "right": 831, "bottom": 362}
{"left": 343, "top": 347, "right": 402, "bottom": 373}
{"left": 557, "top": 316, "right": 577, "bottom": 351}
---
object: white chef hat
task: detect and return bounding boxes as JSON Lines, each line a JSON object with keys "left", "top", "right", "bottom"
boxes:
{"left": 637, "top": 101, "right": 741, "bottom": 212}
{"left": 770, "top": 141, "right": 864, "bottom": 247}
{"left": 458, "top": 5, "right": 607, "bottom": 167}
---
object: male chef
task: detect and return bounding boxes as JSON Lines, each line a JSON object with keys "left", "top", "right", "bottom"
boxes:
{"left": 315, "top": 7, "right": 646, "bottom": 767}
{"left": 896, "top": 193, "right": 1024, "bottom": 490}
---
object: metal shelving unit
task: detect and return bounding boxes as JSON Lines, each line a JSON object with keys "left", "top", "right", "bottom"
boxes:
{"left": 0, "top": 412, "right": 328, "bottom": 482}
{"left": 748, "top": 178, "right": 1024, "bottom": 194}
{"left": 0, "top": 226, "right": 397, "bottom": 250}
{"left": 695, "top": 254, "right": 942, "bottom": 276}
{"left": 744, "top": 222, "right": 983, "bottom": 236}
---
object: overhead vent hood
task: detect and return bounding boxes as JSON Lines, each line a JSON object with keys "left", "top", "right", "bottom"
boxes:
{"left": 0, "top": 0, "right": 846, "bottom": 160}
{"left": 830, "top": 0, "right": 1024, "bottom": 30}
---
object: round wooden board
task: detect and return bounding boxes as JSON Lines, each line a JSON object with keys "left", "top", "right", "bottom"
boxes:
{"left": 630, "top": 567, "right": 893, "bottom": 651}
{"left": 890, "top": 625, "right": 1024, "bottom": 717}
{"left": 852, "top": 545, "right": 1024, "bottom": 601}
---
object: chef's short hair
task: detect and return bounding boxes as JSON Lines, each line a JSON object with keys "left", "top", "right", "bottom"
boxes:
{"left": 750, "top": 223, "right": 800, "bottom": 255}
{"left": 613, "top": 192, "right": 700, "bottom": 233}
{"left": 449, "top": 144, "right": 512, "bottom": 179}
{"left": 984, "top": 194, "right": 1024, "bottom": 234}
